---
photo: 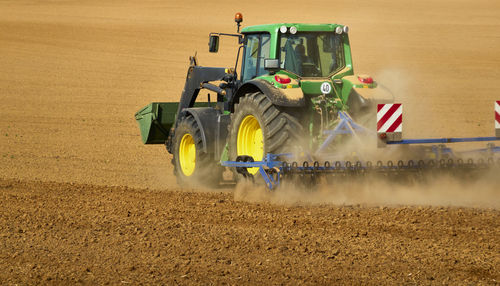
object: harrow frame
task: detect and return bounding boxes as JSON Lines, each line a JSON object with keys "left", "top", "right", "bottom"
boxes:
{"left": 222, "top": 110, "right": 500, "bottom": 190}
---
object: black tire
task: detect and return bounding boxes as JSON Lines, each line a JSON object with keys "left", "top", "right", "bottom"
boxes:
{"left": 228, "top": 92, "right": 303, "bottom": 172}
{"left": 172, "top": 115, "right": 222, "bottom": 187}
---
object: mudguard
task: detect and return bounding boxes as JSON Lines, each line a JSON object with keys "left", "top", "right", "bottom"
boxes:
{"left": 342, "top": 75, "right": 394, "bottom": 114}
{"left": 231, "top": 79, "right": 305, "bottom": 111}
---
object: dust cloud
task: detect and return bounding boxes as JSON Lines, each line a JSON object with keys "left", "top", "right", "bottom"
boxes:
{"left": 234, "top": 167, "right": 500, "bottom": 209}
{"left": 233, "top": 68, "right": 500, "bottom": 209}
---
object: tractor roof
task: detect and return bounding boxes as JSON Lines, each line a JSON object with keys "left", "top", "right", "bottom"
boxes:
{"left": 240, "top": 23, "right": 344, "bottom": 34}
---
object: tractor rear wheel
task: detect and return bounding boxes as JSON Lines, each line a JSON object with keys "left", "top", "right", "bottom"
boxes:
{"left": 172, "top": 115, "right": 221, "bottom": 187}
{"left": 229, "top": 92, "right": 303, "bottom": 176}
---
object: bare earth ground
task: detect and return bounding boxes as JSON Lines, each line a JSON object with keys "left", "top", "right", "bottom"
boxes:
{"left": 1, "top": 179, "right": 499, "bottom": 284}
{"left": 0, "top": 0, "right": 499, "bottom": 284}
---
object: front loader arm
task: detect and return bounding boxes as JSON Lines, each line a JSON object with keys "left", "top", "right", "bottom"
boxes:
{"left": 176, "top": 65, "right": 228, "bottom": 118}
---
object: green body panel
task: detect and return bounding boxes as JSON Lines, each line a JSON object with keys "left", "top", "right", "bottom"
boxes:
{"left": 300, "top": 80, "right": 334, "bottom": 95}
{"left": 255, "top": 72, "right": 376, "bottom": 107}
{"left": 135, "top": 102, "right": 214, "bottom": 144}
{"left": 340, "top": 75, "right": 377, "bottom": 103}
{"left": 254, "top": 71, "right": 378, "bottom": 107}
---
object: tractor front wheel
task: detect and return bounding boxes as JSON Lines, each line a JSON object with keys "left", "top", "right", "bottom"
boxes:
{"left": 172, "top": 115, "right": 221, "bottom": 187}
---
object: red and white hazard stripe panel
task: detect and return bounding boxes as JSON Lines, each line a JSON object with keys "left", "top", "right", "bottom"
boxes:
{"left": 496, "top": 101, "right": 500, "bottom": 136}
{"left": 377, "top": 103, "right": 402, "bottom": 133}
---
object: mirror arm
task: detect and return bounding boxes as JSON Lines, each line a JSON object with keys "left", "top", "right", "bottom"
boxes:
{"left": 210, "top": 32, "right": 243, "bottom": 44}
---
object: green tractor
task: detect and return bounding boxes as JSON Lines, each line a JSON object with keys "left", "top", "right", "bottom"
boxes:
{"left": 135, "top": 13, "right": 397, "bottom": 187}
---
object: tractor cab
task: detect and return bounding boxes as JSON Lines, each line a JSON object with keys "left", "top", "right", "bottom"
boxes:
{"left": 239, "top": 23, "right": 353, "bottom": 82}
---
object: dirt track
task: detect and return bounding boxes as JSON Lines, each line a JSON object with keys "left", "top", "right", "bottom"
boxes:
{"left": 1, "top": 0, "right": 500, "bottom": 284}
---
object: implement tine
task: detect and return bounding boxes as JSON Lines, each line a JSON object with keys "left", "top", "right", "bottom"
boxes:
{"left": 277, "top": 153, "right": 497, "bottom": 189}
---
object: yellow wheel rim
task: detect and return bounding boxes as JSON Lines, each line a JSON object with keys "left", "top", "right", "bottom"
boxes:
{"left": 237, "top": 115, "right": 264, "bottom": 175}
{"left": 179, "top": 133, "right": 196, "bottom": 176}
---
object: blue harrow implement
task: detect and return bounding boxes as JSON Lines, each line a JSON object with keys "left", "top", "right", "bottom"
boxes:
{"left": 222, "top": 104, "right": 500, "bottom": 190}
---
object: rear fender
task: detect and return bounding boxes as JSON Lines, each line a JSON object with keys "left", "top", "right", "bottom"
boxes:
{"left": 342, "top": 75, "right": 394, "bottom": 114}
{"left": 230, "top": 79, "right": 305, "bottom": 112}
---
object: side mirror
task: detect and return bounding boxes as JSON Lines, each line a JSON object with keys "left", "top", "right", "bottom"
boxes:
{"left": 264, "top": 58, "right": 280, "bottom": 74}
{"left": 208, "top": 35, "right": 219, "bottom": 53}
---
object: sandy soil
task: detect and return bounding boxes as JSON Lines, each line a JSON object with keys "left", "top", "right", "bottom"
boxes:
{"left": 1, "top": 0, "right": 499, "bottom": 284}
{"left": 1, "top": 179, "right": 498, "bottom": 284}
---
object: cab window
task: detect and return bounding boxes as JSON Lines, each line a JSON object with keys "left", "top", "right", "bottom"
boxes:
{"left": 279, "top": 32, "right": 345, "bottom": 77}
{"left": 242, "top": 33, "right": 271, "bottom": 82}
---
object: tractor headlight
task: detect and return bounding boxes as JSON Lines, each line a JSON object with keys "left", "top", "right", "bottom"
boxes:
{"left": 289, "top": 26, "right": 297, "bottom": 34}
{"left": 343, "top": 25, "right": 349, "bottom": 33}
{"left": 280, "top": 25, "right": 287, "bottom": 33}
{"left": 335, "top": 26, "right": 343, "bottom": 34}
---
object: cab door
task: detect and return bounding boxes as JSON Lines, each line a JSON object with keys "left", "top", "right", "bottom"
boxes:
{"left": 241, "top": 33, "right": 271, "bottom": 82}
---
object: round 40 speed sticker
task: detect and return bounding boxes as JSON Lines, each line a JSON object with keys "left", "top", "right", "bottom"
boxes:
{"left": 320, "top": 82, "right": 332, "bottom": 94}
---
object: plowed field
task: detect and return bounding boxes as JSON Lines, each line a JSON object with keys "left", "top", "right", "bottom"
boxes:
{"left": 1, "top": 0, "right": 499, "bottom": 284}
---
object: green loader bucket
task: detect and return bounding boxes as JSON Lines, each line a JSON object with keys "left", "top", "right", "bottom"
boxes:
{"left": 135, "top": 102, "right": 214, "bottom": 144}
